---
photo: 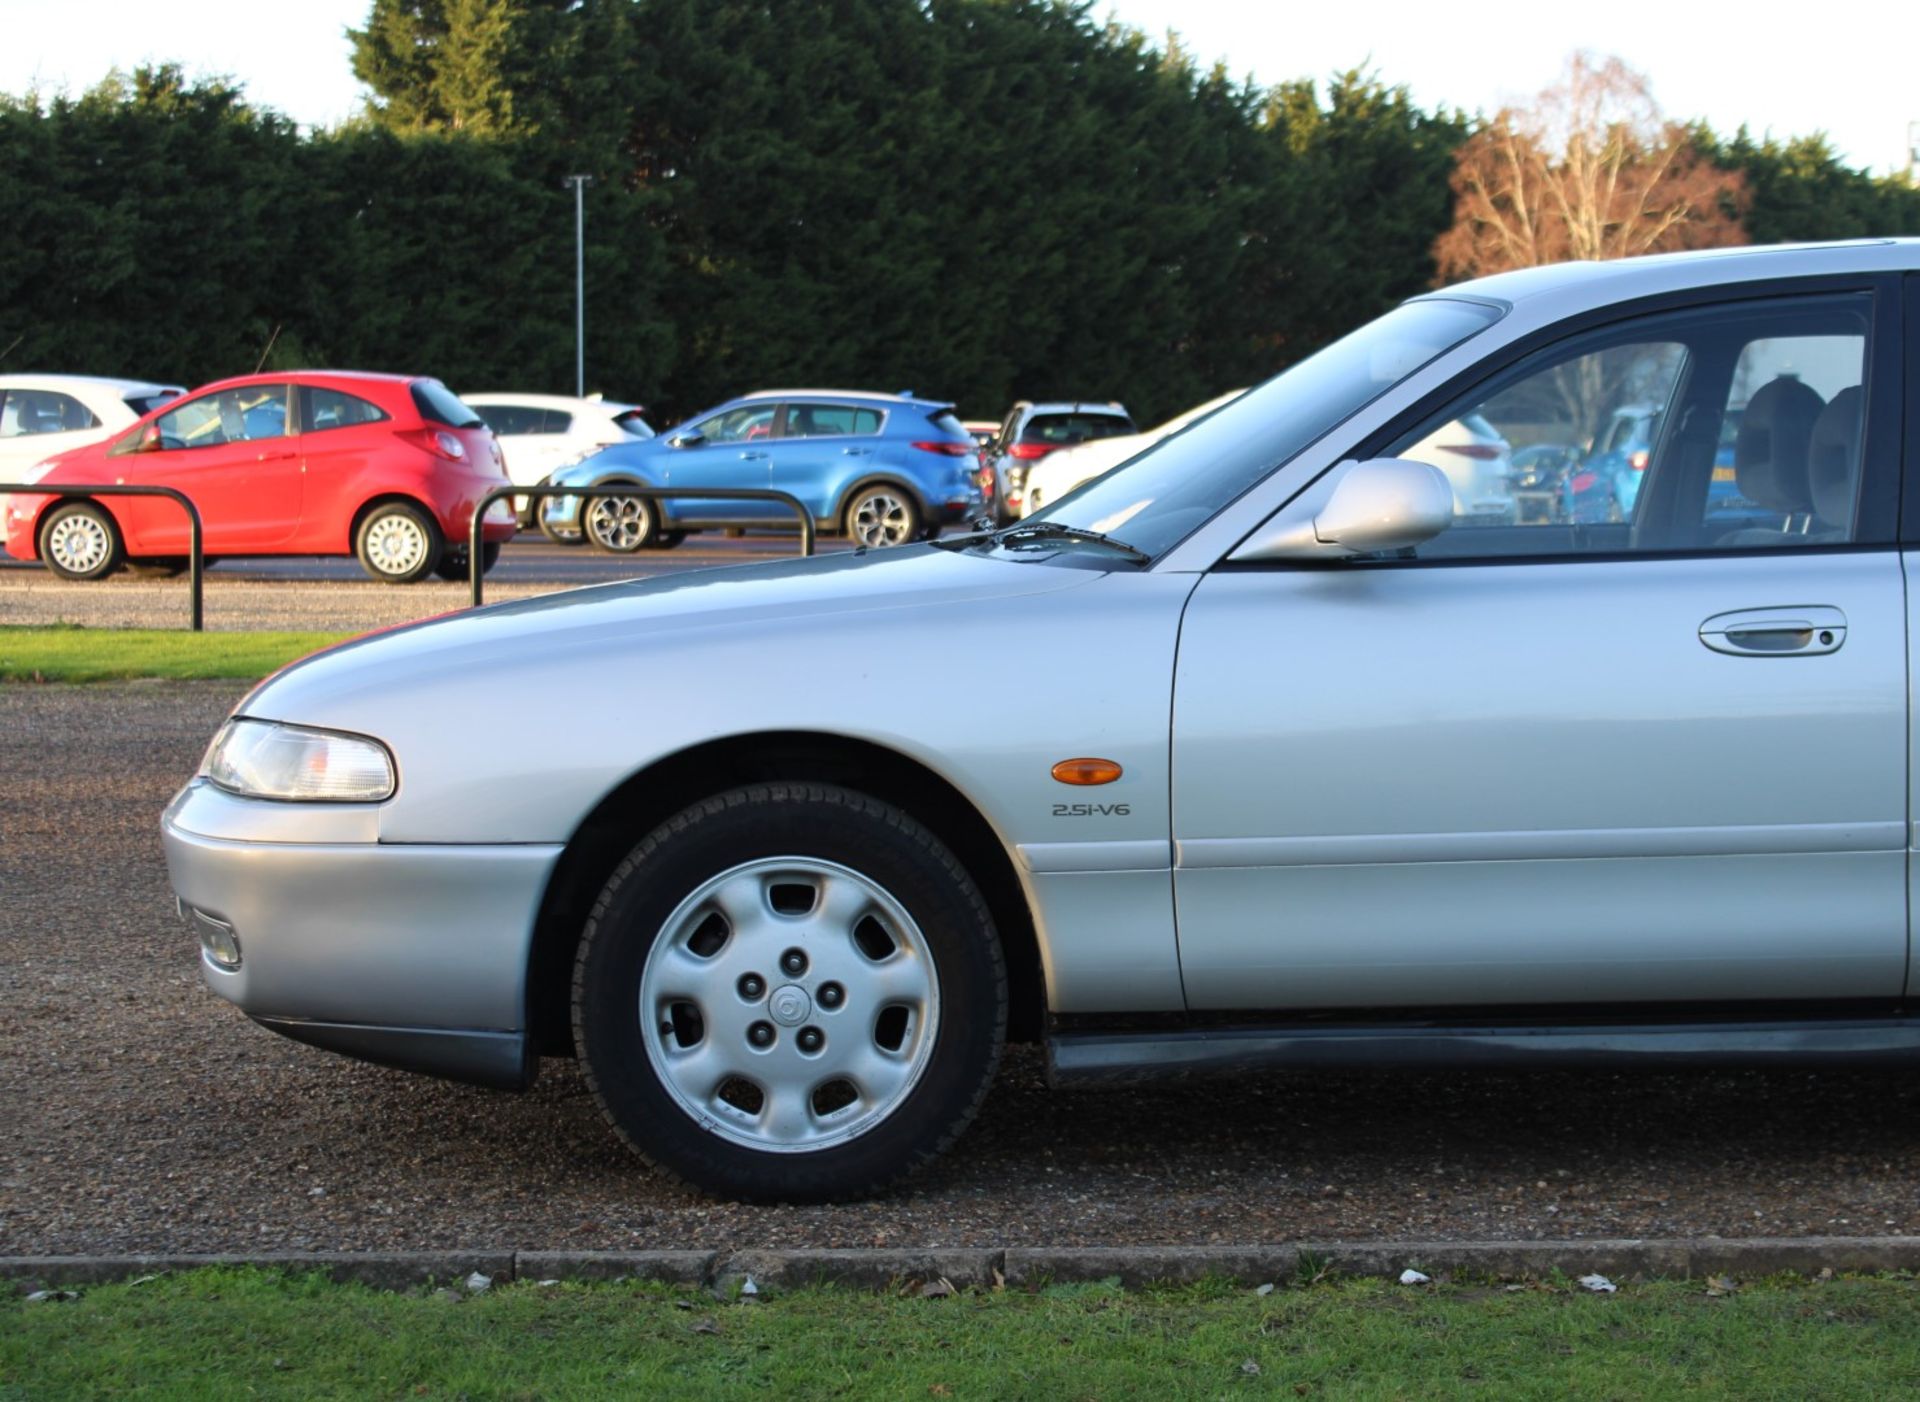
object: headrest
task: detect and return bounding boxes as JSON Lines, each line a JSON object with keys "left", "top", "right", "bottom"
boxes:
{"left": 1734, "top": 377, "right": 1825, "bottom": 514}
{"left": 1806, "top": 385, "right": 1863, "bottom": 529}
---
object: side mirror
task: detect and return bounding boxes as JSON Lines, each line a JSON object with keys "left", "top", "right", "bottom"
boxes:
{"left": 134, "top": 423, "right": 162, "bottom": 453}
{"left": 1231, "top": 458, "right": 1454, "bottom": 562}
{"left": 669, "top": 430, "right": 705, "bottom": 449}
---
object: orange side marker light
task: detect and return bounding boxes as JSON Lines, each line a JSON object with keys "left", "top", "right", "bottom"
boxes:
{"left": 1051, "top": 758, "right": 1123, "bottom": 786}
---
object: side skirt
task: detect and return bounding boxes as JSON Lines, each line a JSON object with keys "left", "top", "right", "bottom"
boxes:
{"left": 1046, "top": 1018, "right": 1920, "bottom": 1087}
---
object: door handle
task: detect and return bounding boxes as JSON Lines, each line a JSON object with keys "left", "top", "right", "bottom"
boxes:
{"left": 256, "top": 449, "right": 297, "bottom": 462}
{"left": 841, "top": 447, "right": 872, "bottom": 456}
{"left": 738, "top": 451, "right": 768, "bottom": 460}
{"left": 1699, "top": 607, "right": 1846, "bottom": 656}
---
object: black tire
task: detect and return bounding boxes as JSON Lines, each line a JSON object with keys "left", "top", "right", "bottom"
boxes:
{"left": 584, "top": 491, "right": 658, "bottom": 553}
{"left": 572, "top": 783, "right": 1006, "bottom": 1203}
{"left": 647, "top": 530, "right": 688, "bottom": 551}
{"left": 844, "top": 484, "right": 922, "bottom": 548}
{"left": 38, "top": 502, "right": 123, "bottom": 581}
{"left": 354, "top": 501, "right": 442, "bottom": 584}
{"left": 431, "top": 540, "right": 502, "bottom": 582}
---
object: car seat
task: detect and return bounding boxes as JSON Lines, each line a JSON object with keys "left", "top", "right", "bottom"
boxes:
{"left": 1716, "top": 377, "right": 1824, "bottom": 547}
{"left": 1802, "top": 386, "right": 1862, "bottom": 543}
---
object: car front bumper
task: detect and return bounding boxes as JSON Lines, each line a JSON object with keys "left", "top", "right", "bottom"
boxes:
{"left": 161, "top": 780, "right": 563, "bottom": 1088}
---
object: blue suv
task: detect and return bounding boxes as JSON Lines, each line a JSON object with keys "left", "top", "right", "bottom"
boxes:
{"left": 542, "top": 390, "right": 983, "bottom": 551}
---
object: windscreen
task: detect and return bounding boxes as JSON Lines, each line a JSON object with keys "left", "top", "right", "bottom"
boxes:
{"left": 1031, "top": 298, "right": 1502, "bottom": 557}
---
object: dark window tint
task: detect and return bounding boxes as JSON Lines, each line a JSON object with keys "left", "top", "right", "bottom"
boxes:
{"left": 784, "top": 403, "right": 883, "bottom": 437}
{"left": 0, "top": 389, "right": 99, "bottom": 436}
{"left": 124, "top": 390, "right": 182, "bottom": 416}
{"left": 475, "top": 403, "right": 543, "bottom": 435}
{"left": 411, "top": 380, "right": 484, "bottom": 428}
{"left": 612, "top": 408, "right": 656, "bottom": 439}
{"left": 303, "top": 386, "right": 389, "bottom": 433}
{"left": 1020, "top": 412, "right": 1135, "bottom": 446}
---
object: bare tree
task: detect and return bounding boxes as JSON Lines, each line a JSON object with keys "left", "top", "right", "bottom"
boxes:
{"left": 1434, "top": 52, "right": 1748, "bottom": 282}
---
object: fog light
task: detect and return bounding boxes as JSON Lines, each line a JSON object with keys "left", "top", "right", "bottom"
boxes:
{"left": 190, "top": 907, "right": 242, "bottom": 970}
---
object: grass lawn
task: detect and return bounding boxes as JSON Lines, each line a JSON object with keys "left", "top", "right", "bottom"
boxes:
{"left": 6, "top": 1267, "right": 1919, "bottom": 1399}
{"left": 0, "top": 625, "right": 354, "bottom": 682}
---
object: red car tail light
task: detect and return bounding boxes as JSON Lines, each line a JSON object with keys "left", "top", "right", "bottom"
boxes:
{"left": 1008, "top": 442, "right": 1053, "bottom": 461}
{"left": 912, "top": 440, "right": 974, "bottom": 457}
{"left": 404, "top": 428, "right": 467, "bottom": 461}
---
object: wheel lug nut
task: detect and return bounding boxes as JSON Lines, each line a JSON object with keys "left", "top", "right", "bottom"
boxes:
{"left": 738, "top": 973, "right": 766, "bottom": 1000}
{"left": 780, "top": 948, "right": 808, "bottom": 977}
{"left": 797, "top": 1027, "right": 824, "bottom": 1053}
{"left": 817, "top": 982, "right": 845, "bottom": 1009}
{"left": 748, "top": 1021, "right": 775, "bottom": 1048}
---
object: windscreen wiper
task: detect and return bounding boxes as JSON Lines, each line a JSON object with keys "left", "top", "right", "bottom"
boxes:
{"left": 990, "top": 521, "right": 1150, "bottom": 564}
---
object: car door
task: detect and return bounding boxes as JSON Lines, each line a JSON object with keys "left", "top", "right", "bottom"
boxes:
{"left": 1171, "top": 286, "right": 1909, "bottom": 1011}
{"left": 661, "top": 403, "right": 782, "bottom": 522}
{"left": 771, "top": 401, "right": 885, "bottom": 522}
{"left": 124, "top": 383, "right": 300, "bottom": 551}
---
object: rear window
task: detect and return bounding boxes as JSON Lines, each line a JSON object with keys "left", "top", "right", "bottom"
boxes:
{"left": 1, "top": 389, "right": 99, "bottom": 436}
{"left": 124, "top": 390, "right": 182, "bottom": 416}
{"left": 785, "top": 403, "right": 884, "bottom": 437}
{"left": 613, "top": 408, "right": 656, "bottom": 439}
{"left": 411, "top": 380, "right": 484, "bottom": 428}
{"left": 1020, "top": 412, "right": 1134, "bottom": 446}
{"left": 928, "top": 410, "right": 974, "bottom": 443}
{"left": 474, "top": 403, "right": 543, "bottom": 435}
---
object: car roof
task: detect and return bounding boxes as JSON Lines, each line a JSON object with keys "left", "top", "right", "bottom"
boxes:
{"left": 0, "top": 373, "right": 183, "bottom": 395}
{"left": 1017, "top": 401, "right": 1131, "bottom": 416}
{"left": 176, "top": 370, "right": 425, "bottom": 396}
{"left": 462, "top": 392, "right": 641, "bottom": 412}
{"left": 1422, "top": 239, "right": 1919, "bottom": 312}
{"left": 734, "top": 389, "right": 948, "bottom": 409}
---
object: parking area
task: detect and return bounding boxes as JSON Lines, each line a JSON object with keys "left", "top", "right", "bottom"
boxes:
{"left": 0, "top": 532, "right": 852, "bottom": 631}
{"left": 5, "top": 676, "right": 1920, "bottom": 1256}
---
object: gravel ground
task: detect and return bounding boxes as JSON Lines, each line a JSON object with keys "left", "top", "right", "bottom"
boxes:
{"left": 0, "top": 572, "right": 570, "bottom": 632}
{"left": 6, "top": 681, "right": 1920, "bottom": 1256}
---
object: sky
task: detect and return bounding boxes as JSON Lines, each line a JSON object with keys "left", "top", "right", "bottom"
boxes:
{"left": 0, "top": 0, "right": 1913, "bottom": 175}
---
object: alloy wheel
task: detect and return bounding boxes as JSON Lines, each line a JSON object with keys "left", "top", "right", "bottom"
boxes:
{"left": 850, "top": 490, "right": 912, "bottom": 547}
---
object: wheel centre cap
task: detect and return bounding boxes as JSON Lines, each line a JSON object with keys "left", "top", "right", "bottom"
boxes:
{"left": 769, "top": 984, "right": 812, "bottom": 1027}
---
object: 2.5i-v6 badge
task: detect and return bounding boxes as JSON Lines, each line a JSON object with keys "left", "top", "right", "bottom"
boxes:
{"left": 1052, "top": 802, "right": 1131, "bottom": 817}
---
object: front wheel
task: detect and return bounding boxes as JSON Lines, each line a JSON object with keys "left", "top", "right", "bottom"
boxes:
{"left": 845, "top": 485, "right": 921, "bottom": 548}
{"left": 585, "top": 492, "right": 658, "bottom": 553}
{"left": 39, "top": 502, "right": 124, "bottom": 580}
{"left": 355, "top": 501, "right": 442, "bottom": 584}
{"left": 572, "top": 783, "right": 1006, "bottom": 1202}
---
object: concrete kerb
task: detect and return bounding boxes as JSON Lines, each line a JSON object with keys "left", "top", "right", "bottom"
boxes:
{"left": 7, "top": 1237, "right": 1920, "bottom": 1294}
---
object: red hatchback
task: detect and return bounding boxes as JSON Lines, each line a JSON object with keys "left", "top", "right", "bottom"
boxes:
{"left": 3, "top": 371, "right": 515, "bottom": 584}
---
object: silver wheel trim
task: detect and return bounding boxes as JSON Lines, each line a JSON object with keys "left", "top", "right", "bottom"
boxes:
{"left": 47, "top": 513, "right": 111, "bottom": 574}
{"left": 850, "top": 491, "right": 911, "bottom": 546}
{"left": 587, "top": 496, "right": 650, "bottom": 550}
{"left": 365, "top": 513, "right": 429, "bottom": 576}
{"left": 638, "top": 856, "right": 941, "bottom": 1154}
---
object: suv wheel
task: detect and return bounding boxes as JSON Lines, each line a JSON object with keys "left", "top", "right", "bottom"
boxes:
{"left": 572, "top": 783, "right": 1006, "bottom": 1202}
{"left": 586, "top": 493, "right": 657, "bottom": 553}
{"left": 846, "top": 485, "right": 921, "bottom": 548}
{"left": 355, "top": 501, "right": 442, "bottom": 584}
{"left": 39, "top": 502, "right": 123, "bottom": 581}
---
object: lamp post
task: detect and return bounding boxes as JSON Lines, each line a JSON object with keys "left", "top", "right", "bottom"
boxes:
{"left": 563, "top": 174, "right": 593, "bottom": 397}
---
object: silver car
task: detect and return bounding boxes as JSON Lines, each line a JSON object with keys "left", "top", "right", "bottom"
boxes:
{"left": 165, "top": 240, "right": 1919, "bottom": 1202}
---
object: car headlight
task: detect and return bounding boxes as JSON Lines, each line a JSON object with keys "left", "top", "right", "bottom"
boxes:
{"left": 202, "top": 719, "right": 396, "bottom": 802}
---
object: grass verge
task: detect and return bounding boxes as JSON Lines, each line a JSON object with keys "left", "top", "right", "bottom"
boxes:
{"left": 0, "top": 625, "right": 354, "bottom": 682}
{"left": 6, "top": 1267, "right": 1920, "bottom": 1398}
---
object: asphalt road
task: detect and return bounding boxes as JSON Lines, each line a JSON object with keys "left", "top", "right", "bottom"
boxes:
{"left": 6, "top": 680, "right": 1920, "bottom": 1256}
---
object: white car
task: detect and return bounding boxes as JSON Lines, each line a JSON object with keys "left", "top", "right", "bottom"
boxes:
{"left": 1402, "top": 411, "right": 1515, "bottom": 525}
{"left": 164, "top": 240, "right": 1912, "bottom": 1204}
{"left": 0, "top": 374, "right": 184, "bottom": 487}
{"left": 462, "top": 393, "right": 656, "bottom": 530}
{"left": 1018, "top": 389, "right": 1246, "bottom": 517}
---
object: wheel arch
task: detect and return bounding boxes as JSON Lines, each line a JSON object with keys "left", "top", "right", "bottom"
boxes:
{"left": 833, "top": 473, "right": 932, "bottom": 534}
{"left": 525, "top": 730, "right": 1045, "bottom": 1059}
{"left": 348, "top": 492, "right": 443, "bottom": 554}
{"left": 33, "top": 494, "right": 125, "bottom": 568}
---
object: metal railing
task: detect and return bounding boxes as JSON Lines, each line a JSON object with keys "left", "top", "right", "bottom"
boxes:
{"left": 0, "top": 483, "right": 205, "bottom": 630}
{"left": 468, "top": 483, "right": 816, "bottom": 607}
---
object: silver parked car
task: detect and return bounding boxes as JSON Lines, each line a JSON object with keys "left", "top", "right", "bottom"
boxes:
{"left": 165, "top": 240, "right": 1915, "bottom": 1202}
